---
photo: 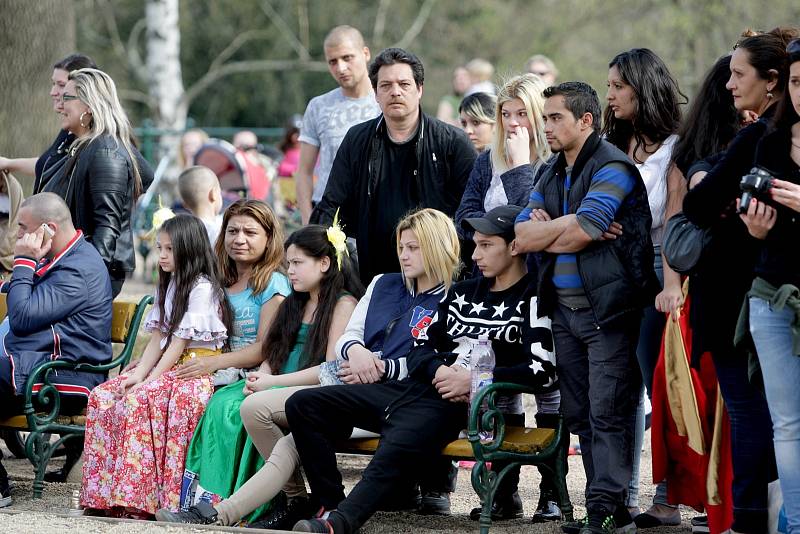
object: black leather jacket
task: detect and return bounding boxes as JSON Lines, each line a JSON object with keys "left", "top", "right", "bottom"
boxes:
{"left": 39, "top": 134, "right": 154, "bottom": 277}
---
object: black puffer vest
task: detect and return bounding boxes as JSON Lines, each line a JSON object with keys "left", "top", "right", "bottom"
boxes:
{"left": 538, "top": 133, "right": 658, "bottom": 326}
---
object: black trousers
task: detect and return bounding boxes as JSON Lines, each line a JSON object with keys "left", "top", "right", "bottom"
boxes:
{"left": 286, "top": 381, "right": 465, "bottom": 534}
{"left": 553, "top": 305, "right": 641, "bottom": 514}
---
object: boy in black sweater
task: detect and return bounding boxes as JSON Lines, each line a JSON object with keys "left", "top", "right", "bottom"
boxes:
{"left": 288, "top": 205, "right": 558, "bottom": 534}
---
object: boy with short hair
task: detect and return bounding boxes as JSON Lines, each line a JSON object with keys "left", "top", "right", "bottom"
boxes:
{"left": 178, "top": 166, "right": 223, "bottom": 245}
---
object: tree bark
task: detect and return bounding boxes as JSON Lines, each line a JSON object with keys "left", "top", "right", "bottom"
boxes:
{"left": 0, "top": 0, "right": 76, "bottom": 193}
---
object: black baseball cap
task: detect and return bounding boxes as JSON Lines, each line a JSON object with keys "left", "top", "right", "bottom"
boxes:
{"left": 462, "top": 205, "right": 523, "bottom": 239}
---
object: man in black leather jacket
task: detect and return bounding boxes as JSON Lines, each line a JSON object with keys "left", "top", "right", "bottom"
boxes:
{"left": 310, "top": 47, "right": 476, "bottom": 286}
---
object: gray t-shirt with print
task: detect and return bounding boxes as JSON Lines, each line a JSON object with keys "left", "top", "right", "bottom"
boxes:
{"left": 298, "top": 87, "right": 381, "bottom": 202}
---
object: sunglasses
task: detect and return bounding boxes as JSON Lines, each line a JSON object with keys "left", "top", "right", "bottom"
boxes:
{"left": 788, "top": 38, "right": 800, "bottom": 55}
{"left": 61, "top": 93, "right": 79, "bottom": 103}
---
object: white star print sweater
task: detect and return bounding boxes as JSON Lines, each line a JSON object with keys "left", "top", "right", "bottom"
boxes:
{"left": 406, "top": 272, "right": 558, "bottom": 412}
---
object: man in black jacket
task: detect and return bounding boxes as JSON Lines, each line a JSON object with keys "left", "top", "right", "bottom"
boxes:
{"left": 310, "top": 47, "right": 476, "bottom": 285}
{"left": 514, "top": 82, "right": 657, "bottom": 534}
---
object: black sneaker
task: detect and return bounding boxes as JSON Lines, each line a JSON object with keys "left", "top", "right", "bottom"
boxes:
{"left": 469, "top": 491, "right": 523, "bottom": 520}
{"left": 249, "top": 494, "right": 312, "bottom": 530}
{"left": 155, "top": 501, "right": 218, "bottom": 524}
{"left": 0, "top": 464, "right": 11, "bottom": 509}
{"left": 531, "top": 498, "right": 561, "bottom": 523}
{"left": 564, "top": 507, "right": 633, "bottom": 534}
{"left": 293, "top": 518, "right": 334, "bottom": 533}
{"left": 579, "top": 506, "right": 617, "bottom": 534}
{"left": 418, "top": 490, "right": 451, "bottom": 515}
{"left": 691, "top": 515, "right": 709, "bottom": 533}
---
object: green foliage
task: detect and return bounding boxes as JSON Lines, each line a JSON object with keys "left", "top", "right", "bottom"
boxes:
{"left": 75, "top": 0, "right": 800, "bottom": 130}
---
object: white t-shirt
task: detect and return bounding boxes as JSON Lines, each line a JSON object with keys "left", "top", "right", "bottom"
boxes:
{"left": 636, "top": 134, "right": 677, "bottom": 245}
{"left": 298, "top": 87, "right": 381, "bottom": 203}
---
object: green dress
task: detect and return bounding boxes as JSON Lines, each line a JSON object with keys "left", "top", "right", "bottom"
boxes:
{"left": 180, "top": 323, "right": 311, "bottom": 522}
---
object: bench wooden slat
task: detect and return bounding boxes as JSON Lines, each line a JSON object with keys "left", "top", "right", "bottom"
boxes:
{"left": 0, "top": 414, "right": 86, "bottom": 429}
{"left": 338, "top": 427, "right": 556, "bottom": 459}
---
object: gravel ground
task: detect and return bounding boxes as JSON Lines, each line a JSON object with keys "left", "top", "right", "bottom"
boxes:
{"left": 0, "top": 278, "right": 694, "bottom": 532}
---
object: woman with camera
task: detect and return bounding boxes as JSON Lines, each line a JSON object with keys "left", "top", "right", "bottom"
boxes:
{"left": 682, "top": 27, "right": 799, "bottom": 534}
{"left": 738, "top": 37, "right": 800, "bottom": 533}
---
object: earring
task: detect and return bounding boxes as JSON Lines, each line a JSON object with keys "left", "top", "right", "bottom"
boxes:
{"left": 767, "top": 91, "right": 774, "bottom": 100}
{"left": 79, "top": 111, "right": 92, "bottom": 129}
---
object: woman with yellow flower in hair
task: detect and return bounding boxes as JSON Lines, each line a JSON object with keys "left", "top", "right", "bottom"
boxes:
{"left": 160, "top": 223, "right": 363, "bottom": 527}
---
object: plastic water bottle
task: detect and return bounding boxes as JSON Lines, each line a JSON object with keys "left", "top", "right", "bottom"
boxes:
{"left": 469, "top": 335, "right": 495, "bottom": 442}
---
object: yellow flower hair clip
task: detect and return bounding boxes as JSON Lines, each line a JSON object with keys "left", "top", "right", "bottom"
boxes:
{"left": 146, "top": 196, "right": 176, "bottom": 239}
{"left": 326, "top": 208, "right": 349, "bottom": 270}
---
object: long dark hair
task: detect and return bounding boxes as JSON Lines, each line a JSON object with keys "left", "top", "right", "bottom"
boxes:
{"left": 772, "top": 44, "right": 800, "bottom": 132}
{"left": 671, "top": 56, "right": 739, "bottom": 175}
{"left": 262, "top": 225, "right": 365, "bottom": 373}
{"left": 156, "top": 214, "right": 233, "bottom": 350}
{"left": 601, "top": 48, "right": 686, "bottom": 163}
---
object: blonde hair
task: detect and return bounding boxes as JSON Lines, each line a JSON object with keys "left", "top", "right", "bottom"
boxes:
{"left": 466, "top": 58, "right": 495, "bottom": 82}
{"left": 68, "top": 68, "right": 142, "bottom": 197}
{"left": 395, "top": 208, "right": 461, "bottom": 291}
{"left": 491, "top": 73, "right": 551, "bottom": 173}
{"left": 215, "top": 199, "right": 286, "bottom": 295}
{"left": 178, "top": 129, "right": 209, "bottom": 168}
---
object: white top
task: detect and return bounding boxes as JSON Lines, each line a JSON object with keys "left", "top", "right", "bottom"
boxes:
{"left": 298, "top": 87, "right": 381, "bottom": 203}
{"left": 483, "top": 165, "right": 509, "bottom": 213}
{"left": 201, "top": 215, "right": 223, "bottom": 246}
{"left": 636, "top": 134, "right": 677, "bottom": 245}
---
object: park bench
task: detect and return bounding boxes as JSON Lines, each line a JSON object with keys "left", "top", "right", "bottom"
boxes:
{"left": 339, "top": 382, "right": 574, "bottom": 534}
{"left": 0, "top": 294, "right": 152, "bottom": 498}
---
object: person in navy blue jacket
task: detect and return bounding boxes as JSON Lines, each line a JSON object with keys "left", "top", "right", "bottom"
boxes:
{"left": 0, "top": 192, "right": 112, "bottom": 505}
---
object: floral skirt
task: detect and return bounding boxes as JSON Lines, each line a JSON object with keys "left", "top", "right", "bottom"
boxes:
{"left": 80, "top": 370, "right": 214, "bottom": 514}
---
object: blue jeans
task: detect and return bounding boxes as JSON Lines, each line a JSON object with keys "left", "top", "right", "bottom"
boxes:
{"left": 750, "top": 296, "right": 800, "bottom": 534}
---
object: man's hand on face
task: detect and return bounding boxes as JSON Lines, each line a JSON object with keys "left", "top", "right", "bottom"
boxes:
{"left": 15, "top": 226, "right": 52, "bottom": 260}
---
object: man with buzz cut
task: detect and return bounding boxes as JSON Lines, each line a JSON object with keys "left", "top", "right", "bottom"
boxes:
{"left": 514, "top": 81, "right": 658, "bottom": 534}
{"left": 295, "top": 25, "right": 381, "bottom": 225}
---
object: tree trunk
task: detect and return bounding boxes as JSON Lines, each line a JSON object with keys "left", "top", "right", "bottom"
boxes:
{"left": 0, "top": 0, "right": 76, "bottom": 194}
{"left": 145, "top": 0, "right": 186, "bottom": 199}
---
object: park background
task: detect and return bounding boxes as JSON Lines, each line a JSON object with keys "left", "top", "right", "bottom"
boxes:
{"left": 3, "top": 0, "right": 800, "bottom": 195}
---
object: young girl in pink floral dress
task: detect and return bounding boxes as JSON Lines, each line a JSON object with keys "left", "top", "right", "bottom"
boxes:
{"left": 81, "top": 214, "right": 232, "bottom": 518}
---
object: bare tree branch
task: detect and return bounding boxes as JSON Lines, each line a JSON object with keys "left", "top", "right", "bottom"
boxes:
{"left": 126, "top": 18, "right": 148, "bottom": 81}
{"left": 118, "top": 88, "right": 155, "bottom": 108}
{"left": 373, "top": 0, "right": 390, "bottom": 46}
{"left": 98, "top": 0, "right": 127, "bottom": 60}
{"left": 208, "top": 29, "right": 273, "bottom": 73}
{"left": 258, "top": 0, "right": 310, "bottom": 60}
{"left": 297, "top": 0, "right": 310, "bottom": 53}
{"left": 181, "top": 59, "right": 327, "bottom": 108}
{"left": 393, "top": 0, "right": 438, "bottom": 49}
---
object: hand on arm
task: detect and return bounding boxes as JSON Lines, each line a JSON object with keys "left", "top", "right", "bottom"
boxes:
{"left": 175, "top": 294, "right": 285, "bottom": 379}
{"left": 339, "top": 345, "right": 384, "bottom": 384}
{"left": 295, "top": 143, "right": 320, "bottom": 225}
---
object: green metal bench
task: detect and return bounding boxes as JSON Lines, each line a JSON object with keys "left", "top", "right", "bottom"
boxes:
{"left": 0, "top": 294, "right": 152, "bottom": 497}
{"left": 341, "top": 381, "right": 573, "bottom": 533}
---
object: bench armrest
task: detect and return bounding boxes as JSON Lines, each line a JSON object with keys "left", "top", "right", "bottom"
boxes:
{"left": 467, "top": 381, "right": 539, "bottom": 454}
{"left": 21, "top": 294, "right": 152, "bottom": 427}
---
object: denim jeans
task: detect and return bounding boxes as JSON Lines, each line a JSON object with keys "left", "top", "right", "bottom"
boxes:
{"left": 750, "top": 296, "right": 800, "bottom": 534}
{"left": 553, "top": 305, "right": 641, "bottom": 513}
{"left": 712, "top": 340, "right": 774, "bottom": 533}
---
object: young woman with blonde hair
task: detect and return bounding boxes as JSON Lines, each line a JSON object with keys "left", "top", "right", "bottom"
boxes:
{"left": 455, "top": 73, "right": 552, "bottom": 269}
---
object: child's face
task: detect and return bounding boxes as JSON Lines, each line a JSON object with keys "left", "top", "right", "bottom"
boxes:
{"left": 286, "top": 244, "right": 328, "bottom": 293}
{"left": 156, "top": 230, "right": 175, "bottom": 273}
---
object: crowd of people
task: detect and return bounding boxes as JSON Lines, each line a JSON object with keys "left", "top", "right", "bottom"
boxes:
{"left": 0, "top": 21, "right": 799, "bottom": 534}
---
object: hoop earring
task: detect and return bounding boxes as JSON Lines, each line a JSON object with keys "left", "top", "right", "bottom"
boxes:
{"left": 79, "top": 111, "right": 92, "bottom": 129}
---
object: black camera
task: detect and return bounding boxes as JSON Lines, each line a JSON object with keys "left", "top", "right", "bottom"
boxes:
{"left": 738, "top": 166, "right": 774, "bottom": 214}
